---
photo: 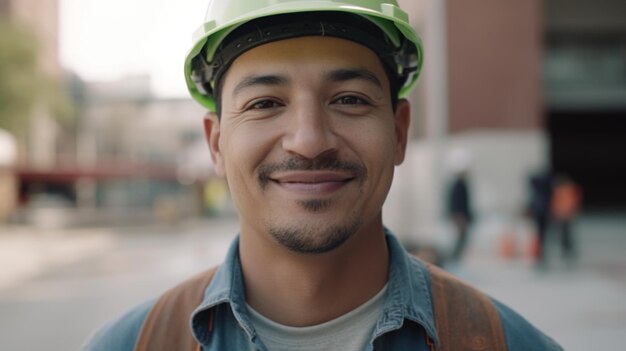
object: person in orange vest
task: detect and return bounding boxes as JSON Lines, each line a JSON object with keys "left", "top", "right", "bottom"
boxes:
{"left": 551, "top": 175, "right": 583, "bottom": 262}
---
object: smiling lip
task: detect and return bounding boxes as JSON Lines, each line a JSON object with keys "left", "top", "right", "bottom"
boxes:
{"left": 270, "top": 171, "right": 355, "bottom": 194}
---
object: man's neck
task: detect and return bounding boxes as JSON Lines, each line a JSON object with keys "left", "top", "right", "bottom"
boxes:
{"left": 238, "top": 221, "right": 389, "bottom": 327}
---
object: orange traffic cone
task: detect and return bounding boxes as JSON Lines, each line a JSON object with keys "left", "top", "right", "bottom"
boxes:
{"left": 499, "top": 232, "right": 517, "bottom": 259}
{"left": 527, "top": 234, "right": 541, "bottom": 260}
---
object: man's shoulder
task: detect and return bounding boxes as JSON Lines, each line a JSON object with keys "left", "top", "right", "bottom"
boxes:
{"left": 404, "top": 258, "right": 563, "bottom": 350}
{"left": 80, "top": 298, "right": 155, "bottom": 351}
{"left": 492, "top": 298, "right": 563, "bottom": 351}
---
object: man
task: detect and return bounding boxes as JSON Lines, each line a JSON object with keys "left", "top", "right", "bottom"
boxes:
{"left": 446, "top": 149, "right": 474, "bottom": 263}
{"left": 527, "top": 169, "right": 553, "bottom": 267}
{"left": 83, "top": 1, "right": 562, "bottom": 350}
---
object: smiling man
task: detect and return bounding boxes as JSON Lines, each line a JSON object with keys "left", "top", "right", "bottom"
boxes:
{"left": 82, "top": 1, "right": 562, "bottom": 350}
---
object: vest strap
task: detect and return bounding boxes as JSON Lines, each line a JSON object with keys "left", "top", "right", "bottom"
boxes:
{"left": 427, "top": 263, "right": 508, "bottom": 351}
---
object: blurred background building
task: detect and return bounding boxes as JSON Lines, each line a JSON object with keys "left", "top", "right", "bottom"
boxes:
{"left": 544, "top": 0, "right": 626, "bottom": 209}
{"left": 0, "top": 0, "right": 224, "bottom": 226}
{"left": 384, "top": 0, "right": 626, "bottom": 249}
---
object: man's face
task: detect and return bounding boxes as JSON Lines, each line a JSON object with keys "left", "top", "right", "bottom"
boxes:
{"left": 205, "top": 36, "right": 410, "bottom": 254}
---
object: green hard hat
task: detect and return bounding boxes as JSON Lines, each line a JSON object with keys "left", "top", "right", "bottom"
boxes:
{"left": 184, "top": 0, "right": 424, "bottom": 112}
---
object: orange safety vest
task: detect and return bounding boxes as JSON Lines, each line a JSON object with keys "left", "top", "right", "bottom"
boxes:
{"left": 552, "top": 182, "right": 582, "bottom": 220}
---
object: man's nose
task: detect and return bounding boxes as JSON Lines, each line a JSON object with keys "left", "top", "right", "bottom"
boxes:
{"left": 281, "top": 102, "right": 339, "bottom": 159}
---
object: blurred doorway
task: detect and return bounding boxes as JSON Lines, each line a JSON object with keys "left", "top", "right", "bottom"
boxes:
{"left": 544, "top": 0, "right": 626, "bottom": 210}
{"left": 547, "top": 109, "right": 626, "bottom": 209}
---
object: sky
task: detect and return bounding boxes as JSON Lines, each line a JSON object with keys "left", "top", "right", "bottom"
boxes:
{"left": 59, "top": 0, "right": 207, "bottom": 97}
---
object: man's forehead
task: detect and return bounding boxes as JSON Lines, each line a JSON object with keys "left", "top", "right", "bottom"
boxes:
{"left": 224, "top": 36, "right": 388, "bottom": 86}
{"left": 230, "top": 68, "right": 384, "bottom": 97}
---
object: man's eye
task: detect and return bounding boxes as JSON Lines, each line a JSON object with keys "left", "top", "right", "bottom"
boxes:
{"left": 333, "top": 95, "right": 371, "bottom": 105}
{"left": 249, "top": 99, "right": 281, "bottom": 110}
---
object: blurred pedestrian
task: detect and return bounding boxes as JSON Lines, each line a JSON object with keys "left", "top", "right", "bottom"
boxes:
{"left": 81, "top": 1, "right": 562, "bottom": 350}
{"left": 446, "top": 149, "right": 473, "bottom": 263}
{"left": 527, "top": 169, "right": 553, "bottom": 267}
{"left": 551, "top": 175, "right": 582, "bottom": 262}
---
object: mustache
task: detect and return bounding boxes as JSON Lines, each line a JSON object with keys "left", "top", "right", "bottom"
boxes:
{"left": 257, "top": 155, "right": 367, "bottom": 187}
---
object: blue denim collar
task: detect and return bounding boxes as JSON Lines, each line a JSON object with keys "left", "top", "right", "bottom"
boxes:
{"left": 374, "top": 229, "right": 438, "bottom": 344}
{"left": 190, "top": 230, "right": 438, "bottom": 346}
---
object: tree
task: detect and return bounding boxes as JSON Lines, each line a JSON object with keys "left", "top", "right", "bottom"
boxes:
{"left": 0, "top": 19, "right": 73, "bottom": 137}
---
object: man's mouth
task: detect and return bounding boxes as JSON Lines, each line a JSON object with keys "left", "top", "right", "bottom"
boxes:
{"left": 257, "top": 156, "right": 367, "bottom": 191}
{"left": 269, "top": 171, "right": 355, "bottom": 194}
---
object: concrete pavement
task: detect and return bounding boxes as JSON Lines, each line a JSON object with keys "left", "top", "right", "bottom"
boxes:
{"left": 0, "top": 225, "right": 116, "bottom": 291}
{"left": 456, "top": 212, "right": 626, "bottom": 350}
{"left": 0, "top": 217, "right": 239, "bottom": 351}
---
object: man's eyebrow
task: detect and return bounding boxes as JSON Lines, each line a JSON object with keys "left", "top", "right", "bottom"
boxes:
{"left": 324, "top": 68, "right": 383, "bottom": 89}
{"left": 233, "top": 74, "right": 289, "bottom": 96}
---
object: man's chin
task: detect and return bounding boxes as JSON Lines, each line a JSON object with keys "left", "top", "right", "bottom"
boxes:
{"left": 268, "top": 221, "right": 361, "bottom": 254}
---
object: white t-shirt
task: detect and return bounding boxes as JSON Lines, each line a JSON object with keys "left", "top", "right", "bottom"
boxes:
{"left": 247, "top": 285, "right": 387, "bottom": 351}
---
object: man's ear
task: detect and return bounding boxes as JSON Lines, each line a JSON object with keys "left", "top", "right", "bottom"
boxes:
{"left": 393, "top": 98, "right": 411, "bottom": 166}
{"left": 203, "top": 113, "right": 225, "bottom": 176}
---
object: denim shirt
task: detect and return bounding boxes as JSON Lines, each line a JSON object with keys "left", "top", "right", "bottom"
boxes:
{"left": 83, "top": 230, "right": 562, "bottom": 351}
